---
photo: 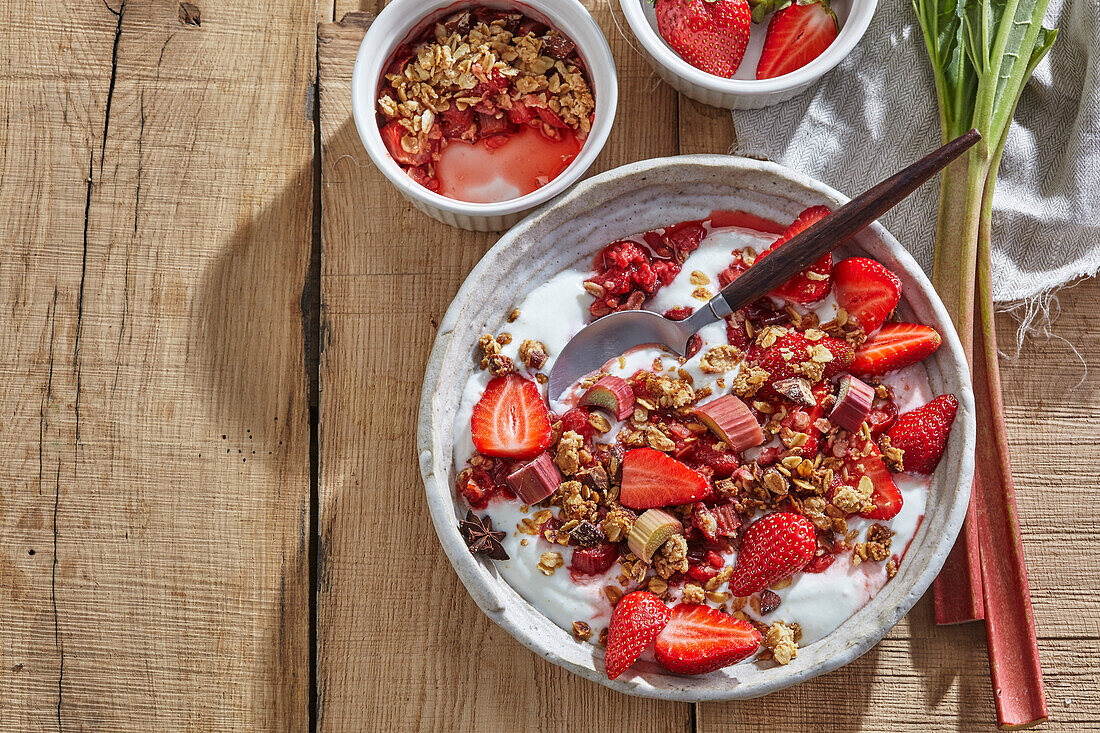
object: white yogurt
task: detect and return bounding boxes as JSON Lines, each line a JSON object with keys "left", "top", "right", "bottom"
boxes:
{"left": 452, "top": 225, "right": 934, "bottom": 647}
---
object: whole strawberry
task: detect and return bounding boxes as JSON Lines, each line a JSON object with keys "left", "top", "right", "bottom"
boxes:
{"left": 605, "top": 591, "right": 671, "bottom": 680}
{"left": 654, "top": 0, "right": 752, "bottom": 78}
{"left": 886, "top": 394, "right": 959, "bottom": 474}
{"left": 728, "top": 512, "right": 816, "bottom": 596}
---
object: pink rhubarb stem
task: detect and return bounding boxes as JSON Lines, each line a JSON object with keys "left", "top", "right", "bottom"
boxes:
{"left": 931, "top": 155, "right": 988, "bottom": 624}
{"left": 973, "top": 186, "right": 1046, "bottom": 730}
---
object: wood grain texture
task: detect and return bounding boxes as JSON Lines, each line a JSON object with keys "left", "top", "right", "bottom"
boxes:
{"left": 315, "top": 4, "right": 687, "bottom": 731}
{"left": 0, "top": 0, "right": 314, "bottom": 729}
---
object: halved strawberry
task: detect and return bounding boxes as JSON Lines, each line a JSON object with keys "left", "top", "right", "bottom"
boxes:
{"left": 850, "top": 322, "right": 942, "bottom": 376}
{"left": 745, "top": 329, "right": 852, "bottom": 396}
{"left": 832, "top": 257, "right": 902, "bottom": 334}
{"left": 605, "top": 591, "right": 671, "bottom": 680}
{"left": 471, "top": 374, "right": 552, "bottom": 460}
{"left": 756, "top": 0, "right": 839, "bottom": 81}
{"left": 727, "top": 511, "right": 816, "bottom": 596}
{"left": 886, "top": 394, "right": 959, "bottom": 474}
{"left": 654, "top": 0, "right": 752, "bottom": 78}
{"left": 380, "top": 120, "right": 431, "bottom": 167}
{"left": 753, "top": 205, "right": 832, "bottom": 303}
{"left": 620, "top": 448, "right": 711, "bottom": 510}
{"left": 844, "top": 436, "right": 903, "bottom": 520}
{"left": 654, "top": 603, "right": 761, "bottom": 675}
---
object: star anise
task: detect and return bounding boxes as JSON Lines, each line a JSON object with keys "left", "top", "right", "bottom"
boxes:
{"left": 459, "top": 510, "right": 509, "bottom": 561}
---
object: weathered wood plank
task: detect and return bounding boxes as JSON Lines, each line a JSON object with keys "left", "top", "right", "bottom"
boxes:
{"left": 0, "top": 0, "right": 314, "bottom": 729}
{"left": 315, "top": 5, "right": 688, "bottom": 731}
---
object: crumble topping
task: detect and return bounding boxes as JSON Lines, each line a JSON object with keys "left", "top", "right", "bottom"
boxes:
{"left": 377, "top": 16, "right": 595, "bottom": 156}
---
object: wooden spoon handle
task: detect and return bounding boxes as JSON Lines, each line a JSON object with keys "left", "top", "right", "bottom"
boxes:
{"left": 713, "top": 129, "right": 981, "bottom": 315}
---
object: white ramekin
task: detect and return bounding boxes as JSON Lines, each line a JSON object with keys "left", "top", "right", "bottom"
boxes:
{"left": 352, "top": 0, "right": 618, "bottom": 232}
{"left": 619, "top": 0, "right": 877, "bottom": 110}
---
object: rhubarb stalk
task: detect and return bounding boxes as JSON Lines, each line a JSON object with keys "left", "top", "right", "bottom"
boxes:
{"left": 914, "top": 0, "right": 1056, "bottom": 727}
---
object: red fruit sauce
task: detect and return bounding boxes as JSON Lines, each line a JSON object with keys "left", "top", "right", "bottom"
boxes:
{"left": 435, "top": 126, "right": 583, "bottom": 203}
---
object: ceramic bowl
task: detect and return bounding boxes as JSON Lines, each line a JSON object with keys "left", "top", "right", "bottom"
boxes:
{"left": 352, "top": 0, "right": 618, "bottom": 232}
{"left": 417, "top": 155, "right": 975, "bottom": 699}
{"left": 618, "top": 0, "right": 878, "bottom": 109}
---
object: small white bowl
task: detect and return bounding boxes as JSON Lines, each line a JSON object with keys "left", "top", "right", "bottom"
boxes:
{"left": 352, "top": 0, "right": 618, "bottom": 231}
{"left": 619, "top": 0, "right": 877, "bottom": 109}
{"left": 418, "top": 156, "right": 975, "bottom": 700}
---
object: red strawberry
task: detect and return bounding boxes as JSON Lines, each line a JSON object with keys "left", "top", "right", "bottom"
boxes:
{"left": 727, "top": 512, "right": 816, "bottom": 596}
{"left": 842, "top": 436, "right": 903, "bottom": 520}
{"left": 745, "top": 330, "right": 852, "bottom": 396}
{"left": 471, "top": 374, "right": 552, "bottom": 460}
{"left": 654, "top": 603, "right": 761, "bottom": 675}
{"left": 754, "top": 205, "right": 832, "bottom": 303}
{"left": 620, "top": 448, "right": 711, "bottom": 510}
{"left": 886, "top": 394, "right": 959, "bottom": 474}
{"left": 756, "top": 0, "right": 839, "bottom": 81}
{"left": 605, "top": 591, "right": 671, "bottom": 679}
{"left": 850, "top": 322, "right": 942, "bottom": 376}
{"left": 654, "top": 0, "right": 752, "bottom": 78}
{"left": 832, "top": 257, "right": 902, "bottom": 333}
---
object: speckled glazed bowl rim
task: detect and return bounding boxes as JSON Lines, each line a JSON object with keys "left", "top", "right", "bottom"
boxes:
{"left": 417, "top": 155, "right": 975, "bottom": 701}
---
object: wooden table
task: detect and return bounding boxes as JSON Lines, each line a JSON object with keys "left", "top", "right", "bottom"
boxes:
{"left": 1, "top": 1, "right": 1096, "bottom": 730}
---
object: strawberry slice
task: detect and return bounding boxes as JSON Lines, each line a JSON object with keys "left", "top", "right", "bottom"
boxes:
{"left": 886, "top": 394, "right": 959, "bottom": 474}
{"left": 850, "top": 322, "right": 942, "bottom": 376}
{"left": 620, "top": 448, "right": 711, "bottom": 510}
{"left": 605, "top": 591, "right": 671, "bottom": 680}
{"left": 754, "top": 205, "right": 832, "bottom": 303}
{"left": 470, "top": 374, "right": 552, "bottom": 460}
{"left": 832, "top": 257, "right": 902, "bottom": 334}
{"left": 844, "top": 436, "right": 903, "bottom": 520}
{"left": 654, "top": 603, "right": 761, "bottom": 675}
{"left": 727, "top": 511, "right": 817, "bottom": 596}
{"left": 756, "top": 0, "right": 839, "bottom": 81}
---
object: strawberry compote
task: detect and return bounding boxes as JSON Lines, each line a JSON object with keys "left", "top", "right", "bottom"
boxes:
{"left": 376, "top": 6, "right": 595, "bottom": 202}
{"left": 451, "top": 209, "right": 958, "bottom": 679}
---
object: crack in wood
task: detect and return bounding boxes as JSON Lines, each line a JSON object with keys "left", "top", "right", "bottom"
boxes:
{"left": 52, "top": 462, "right": 63, "bottom": 733}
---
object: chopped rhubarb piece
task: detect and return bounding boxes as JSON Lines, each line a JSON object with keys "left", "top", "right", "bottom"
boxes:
{"left": 579, "top": 375, "right": 635, "bottom": 421}
{"left": 694, "top": 395, "right": 763, "bottom": 453}
{"left": 506, "top": 452, "right": 561, "bottom": 505}
{"left": 627, "top": 508, "right": 684, "bottom": 561}
{"left": 570, "top": 542, "right": 618, "bottom": 576}
{"left": 829, "top": 375, "right": 875, "bottom": 433}
{"left": 713, "top": 504, "right": 742, "bottom": 537}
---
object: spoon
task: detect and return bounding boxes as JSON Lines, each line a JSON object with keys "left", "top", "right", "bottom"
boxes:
{"left": 547, "top": 129, "right": 981, "bottom": 399}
